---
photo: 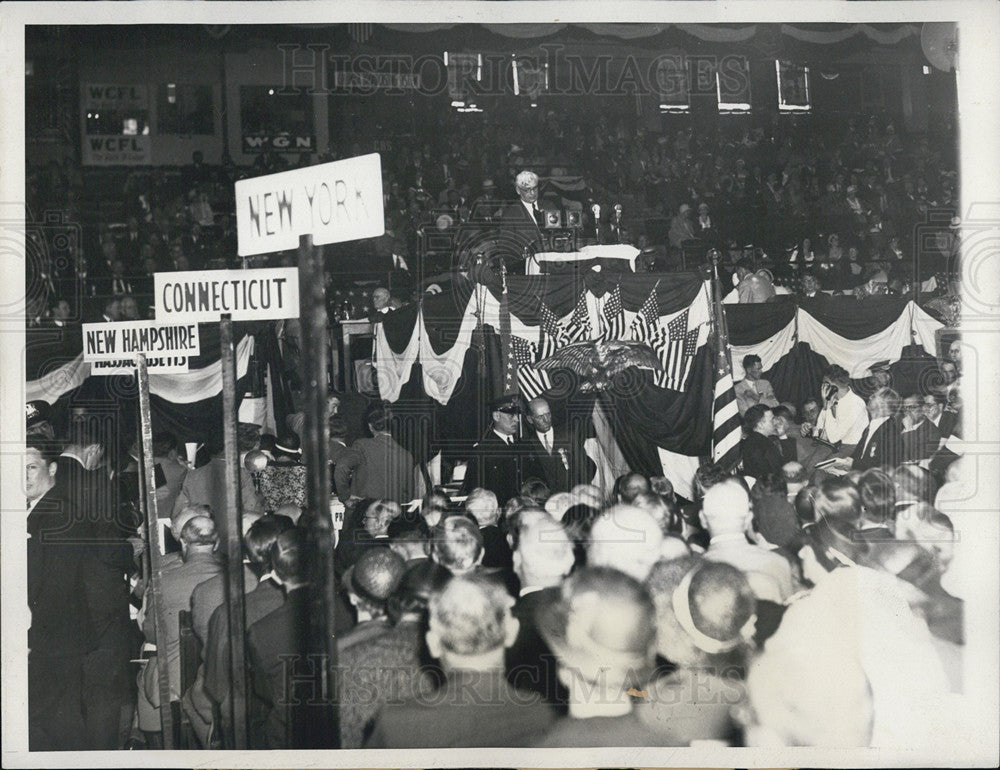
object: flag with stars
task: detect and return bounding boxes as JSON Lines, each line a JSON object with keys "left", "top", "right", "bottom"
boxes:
{"left": 628, "top": 286, "right": 660, "bottom": 342}
{"left": 564, "top": 291, "right": 591, "bottom": 342}
{"left": 500, "top": 282, "right": 519, "bottom": 398}
{"left": 511, "top": 335, "right": 551, "bottom": 401}
{"left": 598, "top": 285, "right": 626, "bottom": 341}
{"left": 539, "top": 301, "right": 569, "bottom": 354}
{"left": 651, "top": 309, "right": 701, "bottom": 391}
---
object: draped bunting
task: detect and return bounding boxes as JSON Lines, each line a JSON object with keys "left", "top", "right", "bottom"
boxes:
{"left": 376, "top": 277, "right": 946, "bottom": 479}
{"left": 381, "top": 23, "right": 919, "bottom": 47}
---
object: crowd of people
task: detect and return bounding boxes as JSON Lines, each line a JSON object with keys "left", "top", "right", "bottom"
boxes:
{"left": 25, "top": 323, "right": 968, "bottom": 749}
{"left": 25, "top": 106, "right": 959, "bottom": 333}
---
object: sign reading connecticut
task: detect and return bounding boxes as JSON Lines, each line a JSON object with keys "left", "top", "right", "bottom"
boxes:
{"left": 154, "top": 268, "right": 300, "bottom": 323}
{"left": 234, "top": 153, "right": 385, "bottom": 256}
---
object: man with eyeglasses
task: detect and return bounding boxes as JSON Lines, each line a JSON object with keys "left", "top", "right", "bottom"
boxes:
{"left": 900, "top": 393, "right": 942, "bottom": 463}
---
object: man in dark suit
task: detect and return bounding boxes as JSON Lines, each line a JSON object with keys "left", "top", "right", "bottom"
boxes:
{"left": 900, "top": 393, "right": 942, "bottom": 464}
{"left": 53, "top": 419, "right": 136, "bottom": 750}
{"left": 845, "top": 387, "right": 904, "bottom": 473}
{"left": 365, "top": 574, "right": 556, "bottom": 747}
{"left": 248, "top": 528, "right": 339, "bottom": 749}
{"left": 334, "top": 407, "right": 419, "bottom": 504}
{"left": 461, "top": 396, "right": 541, "bottom": 507}
{"left": 498, "top": 170, "right": 549, "bottom": 256}
{"left": 26, "top": 440, "right": 89, "bottom": 750}
{"left": 505, "top": 510, "right": 575, "bottom": 710}
{"left": 522, "top": 396, "right": 594, "bottom": 493}
{"left": 740, "top": 405, "right": 785, "bottom": 480}
{"left": 923, "top": 391, "right": 959, "bottom": 441}
{"left": 464, "top": 488, "right": 516, "bottom": 593}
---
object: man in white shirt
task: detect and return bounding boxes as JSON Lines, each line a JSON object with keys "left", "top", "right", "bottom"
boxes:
{"left": 734, "top": 354, "right": 779, "bottom": 416}
{"left": 500, "top": 170, "right": 548, "bottom": 254}
{"left": 802, "top": 365, "right": 869, "bottom": 456}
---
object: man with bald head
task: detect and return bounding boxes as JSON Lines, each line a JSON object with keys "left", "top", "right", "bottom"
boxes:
{"left": 588, "top": 504, "right": 666, "bottom": 582}
{"left": 701, "top": 477, "right": 795, "bottom": 604}
{"left": 523, "top": 396, "right": 593, "bottom": 493}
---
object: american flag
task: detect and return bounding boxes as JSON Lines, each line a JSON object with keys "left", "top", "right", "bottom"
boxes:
{"left": 599, "top": 285, "right": 626, "bottom": 341}
{"left": 564, "top": 291, "right": 592, "bottom": 342}
{"left": 629, "top": 286, "right": 660, "bottom": 342}
{"left": 511, "top": 335, "right": 551, "bottom": 401}
{"left": 712, "top": 367, "right": 742, "bottom": 472}
{"left": 539, "top": 301, "right": 569, "bottom": 353}
{"left": 651, "top": 309, "right": 700, "bottom": 391}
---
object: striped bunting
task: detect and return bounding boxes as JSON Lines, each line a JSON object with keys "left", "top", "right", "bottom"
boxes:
{"left": 510, "top": 335, "right": 551, "bottom": 401}
{"left": 564, "top": 292, "right": 592, "bottom": 342}
{"left": 712, "top": 369, "right": 742, "bottom": 471}
{"left": 598, "top": 285, "right": 626, "bottom": 341}
{"left": 650, "top": 309, "right": 700, "bottom": 391}
{"left": 629, "top": 286, "right": 660, "bottom": 342}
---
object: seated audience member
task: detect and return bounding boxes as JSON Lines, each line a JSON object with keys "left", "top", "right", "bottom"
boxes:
{"left": 782, "top": 461, "right": 808, "bottom": 501}
{"left": 734, "top": 355, "right": 779, "bottom": 416}
{"left": 891, "top": 463, "right": 939, "bottom": 527}
{"left": 613, "top": 472, "right": 650, "bottom": 504}
{"left": 748, "top": 473, "right": 801, "bottom": 551}
{"left": 337, "top": 499, "right": 401, "bottom": 574}
{"left": 506, "top": 510, "right": 576, "bottom": 708}
{"left": 520, "top": 478, "right": 552, "bottom": 508}
{"left": 855, "top": 468, "right": 896, "bottom": 541}
{"left": 700, "top": 478, "right": 795, "bottom": 604}
{"left": 827, "top": 386, "right": 903, "bottom": 474}
{"left": 544, "top": 491, "right": 576, "bottom": 521}
{"left": 923, "top": 391, "right": 959, "bottom": 441}
{"left": 630, "top": 491, "right": 676, "bottom": 535}
{"left": 387, "top": 516, "right": 431, "bottom": 564}
{"left": 759, "top": 515, "right": 953, "bottom": 749}
{"left": 638, "top": 558, "right": 753, "bottom": 745}
{"left": 793, "top": 484, "right": 820, "bottom": 527}
{"left": 465, "top": 488, "right": 515, "bottom": 587}
{"left": 771, "top": 405, "right": 800, "bottom": 464}
{"left": 199, "top": 515, "right": 297, "bottom": 746}
{"left": 900, "top": 393, "right": 942, "bottom": 463}
{"left": 534, "top": 567, "right": 665, "bottom": 747}
{"left": 340, "top": 546, "right": 407, "bottom": 649}
{"left": 740, "top": 405, "right": 784, "bottom": 480}
{"left": 802, "top": 365, "right": 868, "bottom": 457}
{"left": 588, "top": 504, "right": 665, "bottom": 582}
{"left": 137, "top": 515, "right": 222, "bottom": 741}
{"left": 366, "top": 575, "right": 555, "bottom": 747}
{"left": 247, "top": 528, "right": 333, "bottom": 748}
{"left": 339, "top": 560, "right": 442, "bottom": 748}
{"left": 257, "top": 432, "right": 307, "bottom": 511}
{"left": 431, "top": 515, "right": 485, "bottom": 577}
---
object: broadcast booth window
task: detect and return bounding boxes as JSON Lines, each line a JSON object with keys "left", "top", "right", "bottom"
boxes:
{"left": 85, "top": 102, "right": 150, "bottom": 135}
{"left": 156, "top": 83, "right": 214, "bottom": 134}
{"left": 240, "top": 85, "right": 315, "bottom": 155}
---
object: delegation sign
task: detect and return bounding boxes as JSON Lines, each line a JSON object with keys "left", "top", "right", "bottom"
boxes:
{"left": 234, "top": 153, "right": 385, "bottom": 256}
{"left": 154, "top": 267, "right": 300, "bottom": 323}
{"left": 83, "top": 320, "right": 200, "bottom": 361}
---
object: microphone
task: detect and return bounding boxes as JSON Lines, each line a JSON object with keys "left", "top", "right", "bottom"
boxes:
{"left": 613, "top": 203, "right": 623, "bottom": 223}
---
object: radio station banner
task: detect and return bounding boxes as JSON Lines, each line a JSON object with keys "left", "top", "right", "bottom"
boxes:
{"left": 83, "top": 320, "right": 200, "bottom": 362}
{"left": 154, "top": 267, "right": 300, "bottom": 323}
{"left": 243, "top": 134, "right": 316, "bottom": 153}
{"left": 235, "top": 154, "right": 384, "bottom": 256}
{"left": 81, "top": 83, "right": 151, "bottom": 166}
{"left": 90, "top": 356, "right": 190, "bottom": 376}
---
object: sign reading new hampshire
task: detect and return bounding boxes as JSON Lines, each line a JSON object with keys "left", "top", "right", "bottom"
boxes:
{"left": 234, "top": 153, "right": 385, "bottom": 256}
{"left": 83, "top": 320, "right": 200, "bottom": 361}
{"left": 154, "top": 268, "right": 300, "bottom": 323}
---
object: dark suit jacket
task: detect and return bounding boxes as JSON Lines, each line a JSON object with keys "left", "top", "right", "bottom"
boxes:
{"left": 27, "top": 487, "right": 90, "bottom": 657}
{"left": 499, "top": 200, "right": 549, "bottom": 252}
{"left": 480, "top": 525, "right": 517, "bottom": 595}
{"left": 935, "top": 409, "right": 960, "bottom": 440}
{"left": 506, "top": 587, "right": 567, "bottom": 710}
{"left": 462, "top": 430, "right": 541, "bottom": 507}
{"left": 365, "top": 669, "right": 556, "bottom": 748}
{"left": 851, "top": 416, "right": 904, "bottom": 472}
{"left": 334, "top": 433, "right": 417, "bottom": 504}
{"left": 741, "top": 431, "right": 784, "bottom": 480}
{"left": 522, "top": 425, "right": 594, "bottom": 493}
{"left": 901, "top": 419, "right": 942, "bottom": 464}
{"left": 52, "top": 458, "right": 134, "bottom": 650}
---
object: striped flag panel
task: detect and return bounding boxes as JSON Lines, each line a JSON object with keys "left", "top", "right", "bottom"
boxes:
{"left": 599, "top": 285, "right": 626, "bottom": 341}
{"left": 564, "top": 292, "right": 591, "bottom": 342}
{"left": 712, "top": 370, "right": 742, "bottom": 471}
{"left": 629, "top": 287, "right": 659, "bottom": 342}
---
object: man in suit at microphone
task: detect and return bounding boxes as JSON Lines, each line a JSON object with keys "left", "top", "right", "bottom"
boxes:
{"left": 522, "top": 397, "right": 594, "bottom": 494}
{"left": 499, "top": 171, "right": 550, "bottom": 258}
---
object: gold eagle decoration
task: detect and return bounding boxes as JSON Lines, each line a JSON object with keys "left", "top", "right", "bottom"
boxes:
{"left": 535, "top": 339, "right": 662, "bottom": 392}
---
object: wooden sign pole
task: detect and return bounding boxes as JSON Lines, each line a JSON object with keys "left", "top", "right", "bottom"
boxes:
{"left": 136, "top": 352, "right": 174, "bottom": 748}
{"left": 220, "top": 314, "right": 249, "bottom": 749}
{"left": 298, "top": 233, "right": 340, "bottom": 748}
